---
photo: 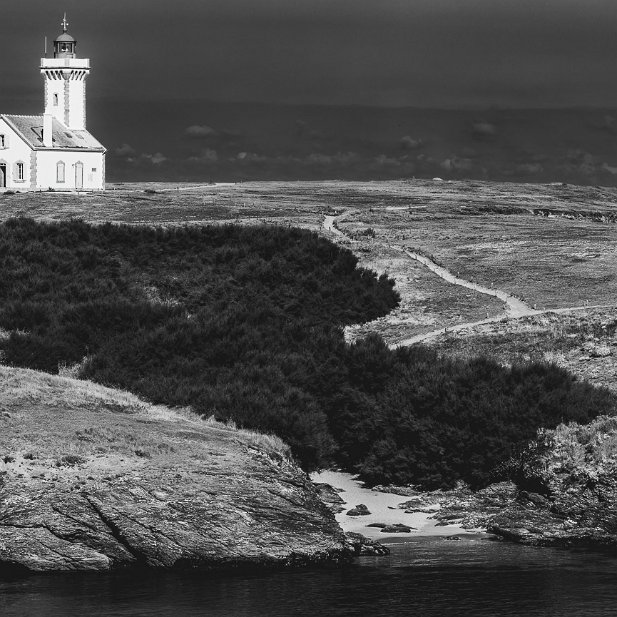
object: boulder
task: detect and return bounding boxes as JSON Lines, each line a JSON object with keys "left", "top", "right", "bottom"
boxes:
{"left": 380, "top": 523, "right": 414, "bottom": 533}
{"left": 346, "top": 504, "right": 371, "bottom": 516}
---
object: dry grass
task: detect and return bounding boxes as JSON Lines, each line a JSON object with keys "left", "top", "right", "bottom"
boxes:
{"left": 428, "top": 308, "right": 617, "bottom": 394}
{"left": 0, "top": 365, "right": 291, "bottom": 486}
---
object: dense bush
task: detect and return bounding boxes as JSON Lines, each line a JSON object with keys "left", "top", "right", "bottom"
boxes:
{"left": 0, "top": 218, "right": 614, "bottom": 488}
{"left": 0, "top": 218, "right": 397, "bottom": 470}
{"left": 337, "top": 337, "right": 613, "bottom": 488}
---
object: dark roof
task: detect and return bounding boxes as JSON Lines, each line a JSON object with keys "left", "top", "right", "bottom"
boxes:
{"left": 55, "top": 33, "right": 75, "bottom": 43}
{"left": 1, "top": 115, "right": 105, "bottom": 151}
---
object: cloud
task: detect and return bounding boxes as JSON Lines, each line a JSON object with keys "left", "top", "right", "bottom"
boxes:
{"left": 471, "top": 122, "right": 496, "bottom": 140}
{"left": 236, "top": 152, "right": 268, "bottom": 163}
{"left": 400, "top": 136, "right": 423, "bottom": 150}
{"left": 294, "top": 120, "right": 325, "bottom": 141}
{"left": 602, "top": 162, "right": 617, "bottom": 176}
{"left": 598, "top": 115, "right": 616, "bottom": 134}
{"left": 139, "top": 152, "right": 168, "bottom": 165}
{"left": 188, "top": 148, "right": 219, "bottom": 163}
{"left": 114, "top": 143, "right": 137, "bottom": 157}
{"left": 113, "top": 144, "right": 167, "bottom": 165}
{"left": 304, "top": 152, "right": 359, "bottom": 166}
{"left": 516, "top": 163, "right": 543, "bottom": 175}
{"left": 184, "top": 125, "right": 218, "bottom": 139}
{"left": 440, "top": 157, "right": 474, "bottom": 173}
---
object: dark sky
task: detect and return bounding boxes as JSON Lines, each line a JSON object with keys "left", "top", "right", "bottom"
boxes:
{"left": 2, "top": 0, "right": 617, "bottom": 109}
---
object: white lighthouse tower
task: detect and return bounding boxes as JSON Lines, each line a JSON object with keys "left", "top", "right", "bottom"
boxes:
{"left": 40, "top": 14, "right": 89, "bottom": 130}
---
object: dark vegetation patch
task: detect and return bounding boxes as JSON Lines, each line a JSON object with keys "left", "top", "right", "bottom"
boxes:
{"left": 0, "top": 218, "right": 614, "bottom": 489}
{"left": 459, "top": 204, "right": 527, "bottom": 216}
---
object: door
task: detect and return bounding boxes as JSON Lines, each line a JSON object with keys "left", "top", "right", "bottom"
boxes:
{"left": 75, "top": 162, "right": 83, "bottom": 190}
{"left": 0, "top": 164, "right": 6, "bottom": 188}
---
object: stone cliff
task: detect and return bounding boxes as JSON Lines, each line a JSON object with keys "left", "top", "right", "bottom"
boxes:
{"left": 0, "top": 366, "right": 350, "bottom": 573}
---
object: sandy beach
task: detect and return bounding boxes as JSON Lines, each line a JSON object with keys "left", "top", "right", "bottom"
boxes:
{"left": 311, "top": 470, "right": 481, "bottom": 542}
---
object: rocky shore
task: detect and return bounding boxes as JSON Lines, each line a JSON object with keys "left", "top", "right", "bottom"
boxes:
{"left": 0, "top": 367, "right": 352, "bottom": 574}
{"left": 315, "top": 415, "right": 617, "bottom": 553}
{"left": 429, "top": 416, "right": 617, "bottom": 549}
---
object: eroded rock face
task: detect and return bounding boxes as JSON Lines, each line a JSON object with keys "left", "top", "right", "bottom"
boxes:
{"left": 0, "top": 367, "right": 351, "bottom": 573}
{"left": 436, "top": 417, "right": 617, "bottom": 549}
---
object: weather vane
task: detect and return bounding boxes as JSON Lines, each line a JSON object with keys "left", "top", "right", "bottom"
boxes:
{"left": 61, "top": 13, "right": 69, "bottom": 32}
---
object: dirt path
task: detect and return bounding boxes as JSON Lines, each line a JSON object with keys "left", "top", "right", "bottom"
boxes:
{"left": 404, "top": 250, "right": 533, "bottom": 317}
{"left": 322, "top": 211, "right": 533, "bottom": 321}
{"left": 396, "top": 304, "right": 614, "bottom": 347}
{"left": 322, "top": 213, "right": 614, "bottom": 347}
{"left": 323, "top": 215, "right": 349, "bottom": 239}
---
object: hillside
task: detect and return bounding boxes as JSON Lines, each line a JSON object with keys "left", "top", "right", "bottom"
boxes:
{"left": 0, "top": 366, "right": 349, "bottom": 573}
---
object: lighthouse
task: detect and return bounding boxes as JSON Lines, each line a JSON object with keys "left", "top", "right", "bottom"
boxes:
{"left": 41, "top": 14, "right": 90, "bottom": 131}
{"left": 0, "top": 15, "right": 105, "bottom": 191}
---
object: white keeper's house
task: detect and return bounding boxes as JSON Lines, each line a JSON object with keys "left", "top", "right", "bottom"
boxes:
{"left": 0, "top": 16, "right": 105, "bottom": 191}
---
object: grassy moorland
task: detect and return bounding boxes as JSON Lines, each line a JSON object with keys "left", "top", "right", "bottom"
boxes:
{"left": 0, "top": 214, "right": 614, "bottom": 489}
{"left": 2, "top": 179, "right": 616, "bottom": 337}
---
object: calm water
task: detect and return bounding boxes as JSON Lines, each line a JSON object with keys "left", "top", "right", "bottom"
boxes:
{"left": 3, "top": 537, "right": 617, "bottom": 617}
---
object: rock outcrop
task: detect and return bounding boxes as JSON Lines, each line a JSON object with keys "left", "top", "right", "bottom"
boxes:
{"left": 346, "top": 504, "right": 371, "bottom": 517}
{"left": 313, "top": 483, "right": 346, "bottom": 513}
{"left": 436, "top": 416, "right": 617, "bottom": 549}
{"left": 344, "top": 532, "right": 390, "bottom": 556}
{"left": 0, "top": 367, "right": 351, "bottom": 573}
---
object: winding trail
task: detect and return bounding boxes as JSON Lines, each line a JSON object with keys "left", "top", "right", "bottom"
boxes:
{"left": 404, "top": 250, "right": 532, "bottom": 318}
{"left": 395, "top": 304, "right": 613, "bottom": 347}
{"left": 322, "top": 212, "right": 614, "bottom": 346}
{"left": 323, "top": 215, "right": 348, "bottom": 239}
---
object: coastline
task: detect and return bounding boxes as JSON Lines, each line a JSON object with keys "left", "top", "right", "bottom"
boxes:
{"left": 311, "top": 470, "right": 484, "bottom": 542}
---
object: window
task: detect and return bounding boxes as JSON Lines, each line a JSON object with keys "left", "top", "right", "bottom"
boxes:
{"left": 15, "top": 162, "right": 24, "bottom": 182}
{"left": 0, "top": 135, "right": 5, "bottom": 148}
{"left": 53, "top": 94, "right": 59, "bottom": 107}
{"left": 56, "top": 161, "right": 65, "bottom": 183}
{"left": 92, "top": 168, "right": 97, "bottom": 172}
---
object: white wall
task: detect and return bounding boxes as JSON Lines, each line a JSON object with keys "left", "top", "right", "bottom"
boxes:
{"left": 41, "top": 59, "right": 90, "bottom": 130}
{"left": 35, "top": 150, "right": 105, "bottom": 190}
{"left": 0, "top": 120, "right": 35, "bottom": 189}
{"left": 67, "top": 79, "right": 86, "bottom": 130}
{"left": 43, "top": 73, "right": 67, "bottom": 125}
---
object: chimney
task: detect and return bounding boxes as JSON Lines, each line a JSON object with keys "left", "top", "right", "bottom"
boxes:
{"left": 43, "top": 114, "right": 53, "bottom": 147}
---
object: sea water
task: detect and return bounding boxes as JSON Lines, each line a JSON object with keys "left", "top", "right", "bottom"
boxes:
{"left": 2, "top": 537, "right": 617, "bottom": 617}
